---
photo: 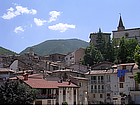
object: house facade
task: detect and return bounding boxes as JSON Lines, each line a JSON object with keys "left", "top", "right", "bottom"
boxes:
{"left": 48, "top": 53, "right": 66, "bottom": 62}
{"left": 18, "top": 74, "right": 79, "bottom": 105}
{"left": 86, "top": 63, "right": 140, "bottom": 105}
{"left": 65, "top": 48, "right": 85, "bottom": 66}
{"left": 86, "top": 70, "right": 115, "bottom": 104}
{"left": 70, "top": 75, "right": 88, "bottom": 105}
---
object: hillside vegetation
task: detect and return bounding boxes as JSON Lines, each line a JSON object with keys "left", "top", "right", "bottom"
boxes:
{"left": 0, "top": 46, "right": 16, "bottom": 55}
{"left": 20, "top": 39, "right": 89, "bottom": 56}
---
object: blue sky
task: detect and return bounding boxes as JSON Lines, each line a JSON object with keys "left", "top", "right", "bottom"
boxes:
{"left": 0, "top": 0, "right": 140, "bottom": 53}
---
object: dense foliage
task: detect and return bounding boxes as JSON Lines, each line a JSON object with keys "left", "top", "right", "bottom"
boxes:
{"left": 134, "top": 45, "right": 140, "bottom": 83}
{"left": 0, "top": 80, "right": 36, "bottom": 105}
{"left": 83, "top": 43, "right": 103, "bottom": 66}
{"left": 116, "top": 37, "right": 138, "bottom": 63}
{"left": 83, "top": 33, "right": 138, "bottom": 66}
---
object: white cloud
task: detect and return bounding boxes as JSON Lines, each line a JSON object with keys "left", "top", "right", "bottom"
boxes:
{"left": 48, "top": 11, "right": 61, "bottom": 23}
{"left": 14, "top": 26, "right": 24, "bottom": 33}
{"left": 34, "top": 18, "right": 47, "bottom": 26}
{"left": 48, "top": 23, "right": 76, "bottom": 32}
{"left": 2, "top": 5, "right": 37, "bottom": 20}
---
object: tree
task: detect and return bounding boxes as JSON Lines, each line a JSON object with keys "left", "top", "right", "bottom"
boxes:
{"left": 104, "top": 37, "right": 115, "bottom": 62}
{"left": 134, "top": 45, "right": 140, "bottom": 83}
{"left": 0, "top": 80, "right": 36, "bottom": 105}
{"left": 117, "top": 37, "right": 128, "bottom": 63}
{"left": 96, "top": 28, "right": 105, "bottom": 53}
{"left": 83, "top": 43, "right": 103, "bottom": 66}
{"left": 115, "top": 37, "right": 138, "bottom": 64}
{"left": 91, "top": 45, "right": 103, "bottom": 64}
{"left": 126, "top": 39, "right": 138, "bottom": 62}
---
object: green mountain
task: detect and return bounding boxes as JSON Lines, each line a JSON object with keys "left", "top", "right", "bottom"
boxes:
{"left": 20, "top": 39, "right": 89, "bottom": 56}
{"left": 0, "top": 46, "right": 16, "bottom": 55}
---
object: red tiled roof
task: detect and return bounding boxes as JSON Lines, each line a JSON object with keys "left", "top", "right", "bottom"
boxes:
{"left": 57, "top": 82, "right": 78, "bottom": 88}
{"left": 18, "top": 75, "right": 78, "bottom": 89}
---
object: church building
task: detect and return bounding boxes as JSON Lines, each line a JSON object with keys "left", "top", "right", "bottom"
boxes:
{"left": 113, "top": 15, "right": 140, "bottom": 43}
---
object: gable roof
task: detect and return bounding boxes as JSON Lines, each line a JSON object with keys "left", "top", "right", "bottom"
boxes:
{"left": 18, "top": 75, "right": 78, "bottom": 89}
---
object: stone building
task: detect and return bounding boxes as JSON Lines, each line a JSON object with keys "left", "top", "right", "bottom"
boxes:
{"left": 113, "top": 15, "right": 140, "bottom": 43}
{"left": 64, "top": 48, "right": 85, "bottom": 66}
{"left": 48, "top": 53, "right": 66, "bottom": 62}
{"left": 89, "top": 28, "right": 111, "bottom": 46}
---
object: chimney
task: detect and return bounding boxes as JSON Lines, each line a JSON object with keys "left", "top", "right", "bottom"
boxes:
{"left": 23, "top": 73, "right": 28, "bottom": 81}
{"left": 58, "top": 79, "right": 63, "bottom": 83}
{"left": 68, "top": 79, "right": 71, "bottom": 85}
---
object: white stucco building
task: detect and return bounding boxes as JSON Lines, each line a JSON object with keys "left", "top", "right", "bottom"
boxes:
{"left": 86, "top": 63, "right": 140, "bottom": 105}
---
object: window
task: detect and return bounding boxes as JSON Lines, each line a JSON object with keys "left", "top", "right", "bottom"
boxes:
{"left": 125, "top": 32, "right": 129, "bottom": 37}
{"left": 101, "top": 76, "right": 104, "bottom": 81}
{"left": 98, "top": 85, "right": 100, "bottom": 89}
{"left": 93, "top": 94, "right": 95, "bottom": 98}
{"left": 120, "top": 83, "right": 124, "bottom": 88}
{"left": 122, "top": 65, "right": 126, "bottom": 70}
{"left": 100, "top": 94, "right": 103, "bottom": 98}
{"left": 42, "top": 89, "right": 46, "bottom": 94}
{"left": 102, "top": 85, "right": 104, "bottom": 90}
{"left": 91, "top": 76, "right": 96, "bottom": 81}
{"left": 91, "top": 85, "right": 93, "bottom": 93}
{"left": 107, "top": 75, "right": 110, "bottom": 82}
{"left": 74, "top": 89, "right": 77, "bottom": 105}
{"left": 94, "top": 85, "right": 97, "bottom": 89}
{"left": 107, "top": 94, "right": 110, "bottom": 97}
{"left": 63, "top": 89, "right": 66, "bottom": 102}
{"left": 56, "top": 89, "right": 59, "bottom": 104}
{"left": 79, "top": 82, "right": 82, "bottom": 87}
{"left": 47, "top": 89, "right": 51, "bottom": 94}
{"left": 119, "top": 76, "right": 125, "bottom": 82}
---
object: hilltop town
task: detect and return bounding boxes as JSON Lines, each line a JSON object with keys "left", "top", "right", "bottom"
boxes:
{"left": 0, "top": 15, "right": 140, "bottom": 105}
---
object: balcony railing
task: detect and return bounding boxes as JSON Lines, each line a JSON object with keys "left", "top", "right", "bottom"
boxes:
{"left": 129, "top": 87, "right": 140, "bottom": 91}
{"left": 91, "top": 90, "right": 98, "bottom": 93}
{"left": 91, "top": 80, "right": 105, "bottom": 84}
{"left": 91, "top": 90, "right": 105, "bottom": 93}
{"left": 91, "top": 81, "right": 97, "bottom": 84}
{"left": 36, "top": 94, "right": 56, "bottom": 99}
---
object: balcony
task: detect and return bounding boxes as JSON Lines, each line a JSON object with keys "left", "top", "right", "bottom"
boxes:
{"left": 98, "top": 90, "right": 105, "bottom": 93}
{"left": 91, "top": 90, "right": 98, "bottom": 93}
{"left": 36, "top": 94, "right": 56, "bottom": 99}
{"left": 91, "top": 80, "right": 105, "bottom": 84}
{"left": 98, "top": 80, "right": 105, "bottom": 84}
{"left": 129, "top": 87, "right": 140, "bottom": 91}
{"left": 91, "top": 80, "right": 97, "bottom": 84}
{"left": 91, "top": 90, "right": 105, "bottom": 93}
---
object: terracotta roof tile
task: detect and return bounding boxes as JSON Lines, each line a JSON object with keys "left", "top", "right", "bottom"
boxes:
{"left": 18, "top": 75, "right": 78, "bottom": 89}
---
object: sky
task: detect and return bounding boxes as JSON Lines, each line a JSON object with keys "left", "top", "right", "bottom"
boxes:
{"left": 0, "top": 0, "right": 140, "bottom": 53}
